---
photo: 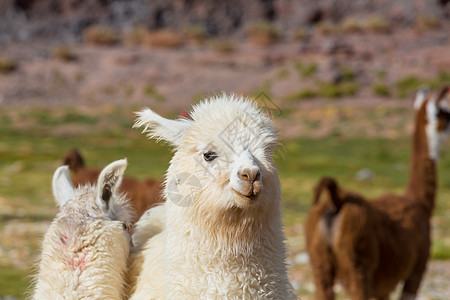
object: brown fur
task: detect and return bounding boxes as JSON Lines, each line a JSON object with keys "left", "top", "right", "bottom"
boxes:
{"left": 62, "top": 150, "right": 164, "bottom": 222}
{"left": 305, "top": 86, "right": 450, "bottom": 300}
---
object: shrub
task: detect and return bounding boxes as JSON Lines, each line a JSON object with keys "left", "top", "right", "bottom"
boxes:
{"left": 341, "top": 18, "right": 364, "bottom": 33}
{"left": 292, "top": 28, "right": 309, "bottom": 41}
{"left": 185, "top": 25, "right": 209, "bottom": 44}
{"left": 395, "top": 75, "right": 423, "bottom": 98}
{"left": 145, "top": 30, "right": 183, "bottom": 48}
{"left": 124, "top": 27, "right": 148, "bottom": 45}
{"left": 293, "top": 60, "right": 317, "bottom": 78}
{"left": 316, "top": 22, "right": 340, "bottom": 35}
{"left": 83, "top": 26, "right": 119, "bottom": 46}
{"left": 363, "top": 16, "right": 391, "bottom": 33}
{"left": 247, "top": 21, "right": 280, "bottom": 46}
{"left": 318, "top": 81, "right": 359, "bottom": 98}
{"left": 372, "top": 83, "right": 391, "bottom": 97}
{"left": 209, "top": 40, "right": 235, "bottom": 53}
{"left": 53, "top": 46, "right": 76, "bottom": 62}
{"left": 284, "top": 89, "right": 318, "bottom": 101}
{"left": 415, "top": 14, "right": 441, "bottom": 31}
{"left": 0, "top": 57, "right": 17, "bottom": 74}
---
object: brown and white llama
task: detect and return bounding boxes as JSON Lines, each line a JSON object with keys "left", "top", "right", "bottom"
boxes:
{"left": 62, "top": 149, "right": 164, "bottom": 221}
{"left": 32, "top": 159, "right": 133, "bottom": 299}
{"left": 305, "top": 86, "right": 450, "bottom": 300}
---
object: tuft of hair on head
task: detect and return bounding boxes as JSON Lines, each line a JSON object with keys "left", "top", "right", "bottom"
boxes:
{"left": 96, "top": 158, "right": 128, "bottom": 213}
{"left": 133, "top": 108, "right": 192, "bottom": 147}
{"left": 52, "top": 166, "right": 75, "bottom": 208}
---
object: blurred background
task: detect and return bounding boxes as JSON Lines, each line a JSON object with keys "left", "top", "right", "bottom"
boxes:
{"left": 0, "top": 0, "right": 449, "bottom": 298}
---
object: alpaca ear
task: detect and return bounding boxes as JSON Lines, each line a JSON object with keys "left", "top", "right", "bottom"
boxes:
{"left": 134, "top": 108, "right": 192, "bottom": 147}
{"left": 96, "top": 159, "right": 127, "bottom": 211}
{"left": 436, "top": 86, "right": 449, "bottom": 105}
{"left": 52, "top": 166, "right": 75, "bottom": 208}
{"left": 414, "top": 87, "right": 430, "bottom": 111}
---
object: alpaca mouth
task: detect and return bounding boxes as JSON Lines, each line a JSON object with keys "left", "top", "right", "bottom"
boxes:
{"left": 232, "top": 189, "right": 259, "bottom": 206}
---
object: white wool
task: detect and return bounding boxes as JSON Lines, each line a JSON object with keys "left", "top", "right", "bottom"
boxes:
{"left": 32, "top": 161, "right": 133, "bottom": 299}
{"left": 130, "top": 94, "right": 294, "bottom": 299}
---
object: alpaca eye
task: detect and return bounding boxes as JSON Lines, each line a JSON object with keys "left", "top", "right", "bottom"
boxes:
{"left": 203, "top": 151, "right": 218, "bottom": 162}
{"left": 122, "top": 222, "right": 128, "bottom": 231}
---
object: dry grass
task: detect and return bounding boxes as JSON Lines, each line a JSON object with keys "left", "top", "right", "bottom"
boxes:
{"left": 124, "top": 27, "right": 148, "bottom": 46}
{"left": 0, "top": 57, "right": 17, "bottom": 74}
{"left": 316, "top": 21, "right": 340, "bottom": 35}
{"left": 145, "top": 30, "right": 183, "bottom": 49}
{"left": 341, "top": 18, "right": 364, "bottom": 33}
{"left": 292, "top": 28, "right": 309, "bottom": 41}
{"left": 247, "top": 21, "right": 280, "bottom": 46}
{"left": 415, "top": 14, "right": 441, "bottom": 32}
{"left": 184, "top": 25, "right": 209, "bottom": 44}
{"left": 83, "top": 25, "right": 119, "bottom": 46}
{"left": 53, "top": 46, "right": 76, "bottom": 62}
{"left": 363, "top": 16, "right": 391, "bottom": 33}
{"left": 209, "top": 39, "right": 235, "bottom": 53}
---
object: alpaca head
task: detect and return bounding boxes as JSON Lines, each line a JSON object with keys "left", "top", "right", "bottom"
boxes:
{"left": 52, "top": 159, "right": 133, "bottom": 249}
{"left": 135, "top": 95, "right": 280, "bottom": 216}
{"left": 414, "top": 86, "right": 450, "bottom": 160}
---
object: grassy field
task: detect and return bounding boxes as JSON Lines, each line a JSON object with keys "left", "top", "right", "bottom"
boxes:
{"left": 1, "top": 104, "right": 450, "bottom": 297}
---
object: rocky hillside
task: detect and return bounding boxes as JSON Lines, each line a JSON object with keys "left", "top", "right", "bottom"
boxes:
{"left": 1, "top": 0, "right": 449, "bottom": 42}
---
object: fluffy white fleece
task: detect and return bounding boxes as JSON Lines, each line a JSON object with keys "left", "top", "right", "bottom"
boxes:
{"left": 129, "top": 95, "right": 295, "bottom": 299}
{"left": 32, "top": 160, "right": 133, "bottom": 299}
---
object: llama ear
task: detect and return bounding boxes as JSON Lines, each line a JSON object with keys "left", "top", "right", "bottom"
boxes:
{"left": 134, "top": 108, "right": 192, "bottom": 147}
{"left": 414, "top": 87, "right": 430, "bottom": 111}
{"left": 52, "top": 166, "right": 75, "bottom": 208}
{"left": 96, "top": 159, "right": 127, "bottom": 211}
{"left": 436, "top": 86, "right": 449, "bottom": 105}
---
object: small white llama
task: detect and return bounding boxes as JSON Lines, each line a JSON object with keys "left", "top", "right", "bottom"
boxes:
{"left": 128, "top": 94, "right": 295, "bottom": 299}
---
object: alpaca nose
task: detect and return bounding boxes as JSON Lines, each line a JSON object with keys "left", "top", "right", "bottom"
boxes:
{"left": 238, "top": 167, "right": 260, "bottom": 182}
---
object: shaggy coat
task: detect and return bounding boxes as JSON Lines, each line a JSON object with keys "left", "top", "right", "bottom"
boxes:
{"left": 62, "top": 150, "right": 164, "bottom": 221}
{"left": 128, "top": 95, "right": 295, "bottom": 299}
{"left": 305, "top": 87, "right": 450, "bottom": 300}
{"left": 32, "top": 160, "right": 133, "bottom": 299}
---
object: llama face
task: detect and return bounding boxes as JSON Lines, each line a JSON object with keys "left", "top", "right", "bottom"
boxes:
{"left": 135, "top": 95, "right": 279, "bottom": 211}
{"left": 416, "top": 87, "right": 450, "bottom": 160}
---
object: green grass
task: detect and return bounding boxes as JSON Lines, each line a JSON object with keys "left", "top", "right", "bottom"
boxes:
{"left": 1, "top": 105, "right": 450, "bottom": 296}
{"left": 0, "top": 266, "right": 30, "bottom": 297}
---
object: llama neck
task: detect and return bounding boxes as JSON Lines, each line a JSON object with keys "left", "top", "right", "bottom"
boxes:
{"left": 405, "top": 116, "right": 437, "bottom": 213}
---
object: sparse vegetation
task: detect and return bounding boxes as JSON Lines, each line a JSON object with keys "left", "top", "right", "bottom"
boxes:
{"left": 292, "top": 28, "right": 309, "bottom": 41}
{"left": 247, "top": 21, "right": 281, "bottom": 46}
{"left": 83, "top": 26, "right": 119, "bottom": 46}
{"left": 144, "top": 84, "right": 165, "bottom": 102}
{"left": 318, "top": 81, "right": 359, "bottom": 98}
{"left": 145, "top": 30, "right": 183, "bottom": 48}
{"left": 373, "top": 83, "right": 391, "bottom": 97}
{"left": 293, "top": 61, "right": 317, "bottom": 78}
{"left": 316, "top": 21, "right": 340, "bottom": 35}
{"left": 341, "top": 18, "right": 364, "bottom": 33}
{"left": 53, "top": 46, "right": 77, "bottom": 62}
{"left": 415, "top": 14, "right": 441, "bottom": 31}
{"left": 184, "top": 25, "right": 209, "bottom": 44}
{"left": 124, "top": 27, "right": 148, "bottom": 45}
{"left": 0, "top": 57, "right": 17, "bottom": 74}
{"left": 363, "top": 16, "right": 391, "bottom": 33}
{"left": 284, "top": 88, "right": 318, "bottom": 101}
{"left": 395, "top": 75, "right": 424, "bottom": 98}
{"left": 209, "top": 39, "right": 235, "bottom": 53}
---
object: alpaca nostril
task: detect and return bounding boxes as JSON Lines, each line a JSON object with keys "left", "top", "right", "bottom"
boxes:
{"left": 239, "top": 169, "right": 260, "bottom": 182}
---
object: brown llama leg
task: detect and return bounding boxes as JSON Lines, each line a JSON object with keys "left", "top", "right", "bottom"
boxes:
{"left": 400, "top": 256, "right": 428, "bottom": 300}
{"left": 309, "top": 237, "right": 335, "bottom": 300}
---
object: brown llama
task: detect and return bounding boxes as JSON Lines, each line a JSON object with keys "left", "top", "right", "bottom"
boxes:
{"left": 62, "top": 150, "right": 164, "bottom": 222}
{"left": 305, "top": 86, "right": 450, "bottom": 300}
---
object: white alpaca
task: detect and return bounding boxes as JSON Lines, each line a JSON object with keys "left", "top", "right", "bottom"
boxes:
{"left": 129, "top": 95, "right": 295, "bottom": 299}
{"left": 32, "top": 159, "right": 133, "bottom": 299}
